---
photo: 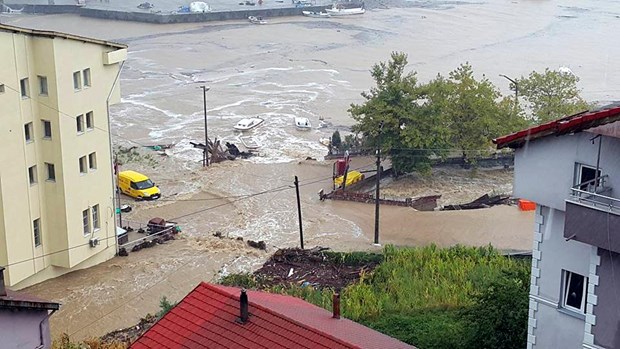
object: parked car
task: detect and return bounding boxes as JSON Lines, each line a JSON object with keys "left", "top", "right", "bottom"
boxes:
{"left": 117, "top": 170, "right": 161, "bottom": 200}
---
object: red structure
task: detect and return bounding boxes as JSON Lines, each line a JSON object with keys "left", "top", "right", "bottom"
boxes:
{"left": 131, "top": 282, "right": 415, "bottom": 349}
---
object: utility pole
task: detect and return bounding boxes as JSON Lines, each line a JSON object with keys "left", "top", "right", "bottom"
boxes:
{"left": 294, "top": 176, "right": 304, "bottom": 249}
{"left": 374, "top": 121, "right": 384, "bottom": 246}
{"left": 201, "top": 86, "right": 210, "bottom": 167}
{"left": 499, "top": 74, "right": 519, "bottom": 113}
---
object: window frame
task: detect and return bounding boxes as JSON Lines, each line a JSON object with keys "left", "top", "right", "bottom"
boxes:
{"left": 24, "top": 122, "right": 33, "bottom": 143}
{"left": 561, "top": 270, "right": 588, "bottom": 314}
{"left": 92, "top": 204, "right": 100, "bottom": 231}
{"left": 76, "top": 114, "right": 85, "bottom": 134}
{"left": 33, "top": 218, "right": 41, "bottom": 247}
{"left": 83, "top": 68, "right": 91, "bottom": 87}
{"left": 79, "top": 156, "right": 87, "bottom": 174}
{"left": 86, "top": 111, "right": 94, "bottom": 130}
{"left": 46, "top": 163, "right": 56, "bottom": 182}
{"left": 82, "top": 209, "right": 90, "bottom": 235}
{"left": 42, "top": 120, "right": 52, "bottom": 139}
{"left": 28, "top": 165, "right": 37, "bottom": 185}
{"left": 88, "top": 152, "right": 97, "bottom": 171}
{"left": 20, "top": 77, "right": 30, "bottom": 98}
{"left": 38, "top": 75, "right": 48, "bottom": 96}
{"left": 73, "top": 71, "right": 82, "bottom": 90}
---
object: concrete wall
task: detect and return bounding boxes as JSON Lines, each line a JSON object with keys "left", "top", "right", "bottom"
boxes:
{"left": 0, "top": 309, "right": 52, "bottom": 349}
{"left": 593, "top": 249, "right": 620, "bottom": 348}
{"left": 8, "top": 4, "right": 330, "bottom": 23}
{"left": 514, "top": 132, "right": 620, "bottom": 210}
{"left": 0, "top": 28, "right": 124, "bottom": 286}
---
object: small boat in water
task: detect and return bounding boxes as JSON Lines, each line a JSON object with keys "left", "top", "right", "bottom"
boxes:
{"left": 240, "top": 136, "right": 261, "bottom": 149}
{"left": 295, "top": 117, "right": 312, "bottom": 130}
{"left": 248, "top": 16, "right": 268, "bottom": 24}
{"left": 234, "top": 117, "right": 264, "bottom": 131}
{"left": 325, "top": 5, "right": 365, "bottom": 16}
{"left": 302, "top": 10, "right": 330, "bottom": 18}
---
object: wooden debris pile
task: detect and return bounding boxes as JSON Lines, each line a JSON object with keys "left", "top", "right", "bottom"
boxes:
{"left": 441, "top": 193, "right": 512, "bottom": 210}
{"left": 253, "top": 247, "right": 380, "bottom": 289}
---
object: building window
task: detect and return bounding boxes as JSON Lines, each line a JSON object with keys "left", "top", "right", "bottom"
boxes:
{"left": 46, "top": 163, "right": 55, "bottom": 181}
{"left": 83, "top": 68, "right": 91, "bottom": 87}
{"left": 28, "top": 165, "right": 37, "bottom": 185}
{"left": 576, "top": 164, "right": 602, "bottom": 191}
{"left": 0, "top": 84, "right": 5, "bottom": 93}
{"left": 88, "top": 152, "right": 97, "bottom": 170}
{"left": 92, "top": 204, "right": 100, "bottom": 230}
{"left": 76, "top": 114, "right": 84, "bottom": 133}
{"left": 73, "top": 71, "right": 82, "bottom": 90}
{"left": 33, "top": 218, "right": 41, "bottom": 247}
{"left": 24, "top": 122, "right": 33, "bottom": 142}
{"left": 86, "top": 111, "right": 94, "bottom": 130}
{"left": 79, "top": 156, "right": 87, "bottom": 174}
{"left": 42, "top": 120, "right": 52, "bottom": 139}
{"left": 38, "top": 76, "right": 48, "bottom": 96}
{"left": 562, "top": 270, "right": 588, "bottom": 313}
{"left": 20, "top": 78, "right": 29, "bottom": 98}
{"left": 82, "top": 209, "right": 90, "bottom": 235}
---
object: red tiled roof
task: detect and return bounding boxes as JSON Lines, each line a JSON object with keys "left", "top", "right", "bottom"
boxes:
{"left": 131, "top": 282, "right": 416, "bottom": 349}
{"left": 0, "top": 290, "right": 60, "bottom": 310}
{"left": 493, "top": 105, "right": 620, "bottom": 149}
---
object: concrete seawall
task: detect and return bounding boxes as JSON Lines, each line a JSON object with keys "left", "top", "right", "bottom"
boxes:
{"left": 6, "top": 4, "right": 331, "bottom": 23}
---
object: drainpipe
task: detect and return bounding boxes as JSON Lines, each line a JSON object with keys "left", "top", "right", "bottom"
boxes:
{"left": 106, "top": 61, "right": 125, "bottom": 255}
{"left": 35, "top": 309, "right": 57, "bottom": 349}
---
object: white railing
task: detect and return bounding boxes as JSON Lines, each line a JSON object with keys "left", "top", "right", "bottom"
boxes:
{"left": 569, "top": 175, "right": 620, "bottom": 214}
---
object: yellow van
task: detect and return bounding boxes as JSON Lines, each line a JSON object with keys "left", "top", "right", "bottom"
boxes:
{"left": 118, "top": 170, "right": 161, "bottom": 200}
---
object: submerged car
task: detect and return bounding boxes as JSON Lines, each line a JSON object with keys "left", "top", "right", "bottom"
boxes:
{"left": 117, "top": 170, "right": 161, "bottom": 200}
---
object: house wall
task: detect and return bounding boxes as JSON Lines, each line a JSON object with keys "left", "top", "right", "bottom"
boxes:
{"left": 514, "top": 132, "right": 620, "bottom": 211}
{"left": 592, "top": 249, "right": 620, "bottom": 348}
{"left": 0, "top": 309, "right": 52, "bottom": 349}
{"left": 514, "top": 132, "right": 620, "bottom": 348}
{"left": 0, "top": 29, "right": 125, "bottom": 287}
{"left": 529, "top": 206, "right": 592, "bottom": 349}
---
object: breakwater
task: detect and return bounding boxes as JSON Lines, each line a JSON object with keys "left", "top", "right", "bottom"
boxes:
{"left": 6, "top": 3, "right": 331, "bottom": 23}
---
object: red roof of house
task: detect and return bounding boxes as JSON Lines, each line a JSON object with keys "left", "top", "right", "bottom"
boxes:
{"left": 131, "top": 282, "right": 415, "bottom": 349}
{"left": 493, "top": 105, "right": 620, "bottom": 149}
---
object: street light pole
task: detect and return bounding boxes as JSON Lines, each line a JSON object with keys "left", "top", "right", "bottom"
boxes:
{"left": 499, "top": 74, "right": 518, "bottom": 113}
{"left": 201, "top": 86, "right": 210, "bottom": 167}
{"left": 373, "top": 121, "right": 384, "bottom": 246}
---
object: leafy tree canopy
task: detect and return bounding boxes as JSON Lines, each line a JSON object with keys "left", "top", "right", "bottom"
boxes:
{"left": 518, "top": 68, "right": 590, "bottom": 124}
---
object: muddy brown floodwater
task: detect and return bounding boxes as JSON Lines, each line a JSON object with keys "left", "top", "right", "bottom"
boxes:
{"left": 8, "top": 0, "right": 616, "bottom": 339}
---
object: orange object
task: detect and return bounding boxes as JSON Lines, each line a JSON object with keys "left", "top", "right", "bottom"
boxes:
{"left": 518, "top": 199, "right": 536, "bottom": 211}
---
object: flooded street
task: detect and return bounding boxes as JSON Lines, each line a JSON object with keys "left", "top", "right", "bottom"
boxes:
{"left": 3, "top": 0, "right": 619, "bottom": 339}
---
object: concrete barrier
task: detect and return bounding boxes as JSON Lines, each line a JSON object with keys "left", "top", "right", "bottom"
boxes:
{"left": 7, "top": 3, "right": 330, "bottom": 23}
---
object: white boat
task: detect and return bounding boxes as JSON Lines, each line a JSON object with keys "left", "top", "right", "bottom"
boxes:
{"left": 295, "top": 117, "right": 312, "bottom": 130}
{"left": 240, "top": 136, "right": 261, "bottom": 149}
{"left": 248, "top": 16, "right": 268, "bottom": 24}
{"left": 302, "top": 10, "right": 330, "bottom": 18}
{"left": 234, "top": 117, "right": 264, "bottom": 131}
{"left": 325, "top": 5, "right": 365, "bottom": 16}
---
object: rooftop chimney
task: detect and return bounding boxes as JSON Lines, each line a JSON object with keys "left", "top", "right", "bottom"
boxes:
{"left": 0, "top": 266, "right": 6, "bottom": 297}
{"left": 239, "top": 289, "right": 249, "bottom": 324}
{"left": 332, "top": 293, "right": 340, "bottom": 319}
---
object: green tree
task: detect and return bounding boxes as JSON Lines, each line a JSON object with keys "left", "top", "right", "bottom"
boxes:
{"left": 518, "top": 68, "right": 590, "bottom": 124}
{"left": 331, "top": 130, "right": 342, "bottom": 149}
{"left": 349, "top": 52, "right": 450, "bottom": 173}
{"left": 464, "top": 269, "right": 529, "bottom": 349}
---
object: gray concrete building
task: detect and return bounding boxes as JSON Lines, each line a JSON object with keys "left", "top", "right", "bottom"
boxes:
{"left": 494, "top": 105, "right": 620, "bottom": 349}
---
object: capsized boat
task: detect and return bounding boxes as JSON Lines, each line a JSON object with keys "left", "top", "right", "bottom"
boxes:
{"left": 302, "top": 10, "right": 330, "bottom": 18}
{"left": 240, "top": 136, "right": 261, "bottom": 149}
{"left": 295, "top": 117, "right": 312, "bottom": 130}
{"left": 234, "top": 117, "right": 264, "bottom": 131}
{"left": 248, "top": 16, "right": 268, "bottom": 24}
{"left": 325, "top": 4, "right": 365, "bottom": 16}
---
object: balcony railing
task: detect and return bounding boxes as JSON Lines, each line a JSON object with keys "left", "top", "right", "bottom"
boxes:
{"left": 568, "top": 175, "right": 620, "bottom": 215}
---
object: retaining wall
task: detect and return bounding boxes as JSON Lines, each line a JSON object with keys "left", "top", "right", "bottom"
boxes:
{"left": 6, "top": 4, "right": 330, "bottom": 23}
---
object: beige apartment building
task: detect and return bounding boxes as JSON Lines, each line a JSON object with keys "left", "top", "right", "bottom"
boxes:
{"left": 0, "top": 24, "right": 127, "bottom": 288}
